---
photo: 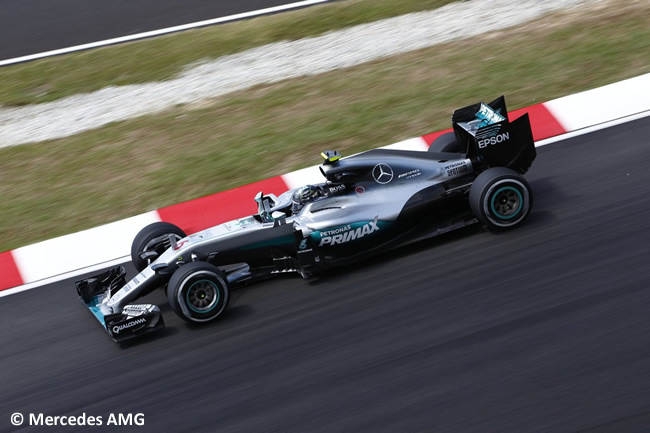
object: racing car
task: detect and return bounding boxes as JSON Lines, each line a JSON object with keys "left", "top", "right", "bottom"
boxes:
{"left": 76, "top": 96, "right": 536, "bottom": 342}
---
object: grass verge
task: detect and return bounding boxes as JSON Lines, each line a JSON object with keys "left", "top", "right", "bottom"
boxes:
{"left": 0, "top": 0, "right": 649, "bottom": 252}
{"left": 0, "top": 0, "right": 456, "bottom": 106}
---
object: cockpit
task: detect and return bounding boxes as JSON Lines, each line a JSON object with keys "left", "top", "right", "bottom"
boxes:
{"left": 254, "top": 181, "right": 349, "bottom": 223}
{"left": 253, "top": 151, "right": 352, "bottom": 223}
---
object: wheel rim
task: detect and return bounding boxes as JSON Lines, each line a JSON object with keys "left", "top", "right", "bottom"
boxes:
{"left": 186, "top": 279, "right": 220, "bottom": 313}
{"left": 490, "top": 186, "right": 523, "bottom": 220}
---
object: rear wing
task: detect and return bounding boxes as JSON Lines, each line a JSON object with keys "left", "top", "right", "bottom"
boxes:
{"left": 452, "top": 96, "right": 536, "bottom": 174}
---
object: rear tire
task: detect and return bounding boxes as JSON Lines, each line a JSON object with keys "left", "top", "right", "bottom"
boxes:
{"left": 167, "top": 262, "right": 230, "bottom": 323}
{"left": 428, "top": 132, "right": 463, "bottom": 153}
{"left": 131, "top": 222, "right": 186, "bottom": 272}
{"left": 469, "top": 167, "right": 532, "bottom": 229}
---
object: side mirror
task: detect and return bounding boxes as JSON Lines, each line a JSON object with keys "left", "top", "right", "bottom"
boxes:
{"left": 255, "top": 191, "right": 279, "bottom": 222}
{"left": 272, "top": 211, "right": 287, "bottom": 226}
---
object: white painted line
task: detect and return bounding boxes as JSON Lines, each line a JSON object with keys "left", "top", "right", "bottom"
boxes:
{"left": 12, "top": 211, "right": 160, "bottom": 283}
{"left": 0, "top": 256, "right": 130, "bottom": 298}
{"left": 282, "top": 165, "right": 324, "bottom": 190}
{"left": 544, "top": 73, "right": 650, "bottom": 131}
{"left": 536, "top": 109, "right": 650, "bottom": 147}
{"left": 0, "top": 0, "right": 333, "bottom": 66}
{"left": 381, "top": 137, "right": 429, "bottom": 152}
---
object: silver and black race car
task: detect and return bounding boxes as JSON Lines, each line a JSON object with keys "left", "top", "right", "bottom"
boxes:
{"left": 76, "top": 96, "right": 537, "bottom": 342}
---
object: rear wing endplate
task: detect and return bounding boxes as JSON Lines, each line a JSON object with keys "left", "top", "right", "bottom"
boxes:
{"left": 452, "top": 96, "right": 536, "bottom": 174}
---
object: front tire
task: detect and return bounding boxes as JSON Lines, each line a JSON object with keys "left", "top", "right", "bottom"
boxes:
{"left": 469, "top": 167, "right": 532, "bottom": 229}
{"left": 131, "top": 222, "right": 186, "bottom": 272}
{"left": 167, "top": 262, "right": 230, "bottom": 323}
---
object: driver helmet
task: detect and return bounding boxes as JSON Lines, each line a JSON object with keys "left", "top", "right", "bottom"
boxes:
{"left": 291, "top": 185, "right": 322, "bottom": 213}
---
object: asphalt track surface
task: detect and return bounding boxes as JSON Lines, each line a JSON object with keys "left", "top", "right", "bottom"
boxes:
{"left": 0, "top": 0, "right": 311, "bottom": 60}
{"left": 2, "top": 117, "right": 650, "bottom": 432}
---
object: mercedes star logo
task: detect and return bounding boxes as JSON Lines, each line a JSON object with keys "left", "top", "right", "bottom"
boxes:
{"left": 372, "top": 163, "right": 393, "bottom": 184}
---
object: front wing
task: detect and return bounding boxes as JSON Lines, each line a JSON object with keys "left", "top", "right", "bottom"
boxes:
{"left": 75, "top": 266, "right": 164, "bottom": 342}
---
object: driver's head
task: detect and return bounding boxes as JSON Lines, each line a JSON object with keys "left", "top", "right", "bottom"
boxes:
{"left": 291, "top": 185, "right": 322, "bottom": 213}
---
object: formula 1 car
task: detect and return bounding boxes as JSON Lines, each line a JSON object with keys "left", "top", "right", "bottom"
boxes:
{"left": 76, "top": 96, "right": 536, "bottom": 342}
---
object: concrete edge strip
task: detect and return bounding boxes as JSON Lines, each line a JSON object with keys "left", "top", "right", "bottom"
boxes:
{"left": 0, "top": 256, "right": 131, "bottom": 298}
{"left": 536, "top": 110, "right": 650, "bottom": 148}
{"left": 1, "top": 73, "right": 649, "bottom": 293}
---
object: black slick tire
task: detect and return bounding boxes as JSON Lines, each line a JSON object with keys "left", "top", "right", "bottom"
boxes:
{"left": 427, "top": 132, "right": 463, "bottom": 153}
{"left": 166, "top": 262, "right": 230, "bottom": 323}
{"left": 131, "top": 222, "right": 186, "bottom": 272}
{"left": 469, "top": 167, "right": 532, "bottom": 229}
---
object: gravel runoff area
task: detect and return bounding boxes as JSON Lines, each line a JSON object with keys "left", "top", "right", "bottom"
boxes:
{"left": 0, "top": 0, "right": 604, "bottom": 148}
